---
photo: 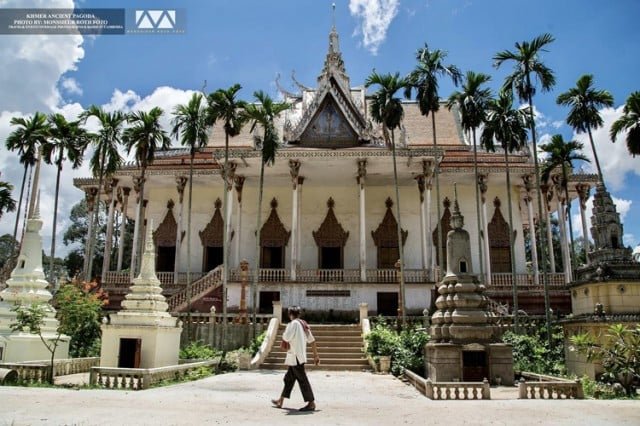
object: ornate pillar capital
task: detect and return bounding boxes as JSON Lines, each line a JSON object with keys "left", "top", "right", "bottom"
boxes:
{"left": 357, "top": 159, "right": 367, "bottom": 186}
{"left": 175, "top": 176, "right": 188, "bottom": 203}
{"left": 85, "top": 187, "right": 99, "bottom": 212}
{"left": 477, "top": 173, "right": 488, "bottom": 202}
{"left": 416, "top": 175, "right": 425, "bottom": 202}
{"left": 234, "top": 175, "right": 246, "bottom": 203}
{"left": 575, "top": 183, "right": 591, "bottom": 210}
{"left": 289, "top": 159, "right": 301, "bottom": 189}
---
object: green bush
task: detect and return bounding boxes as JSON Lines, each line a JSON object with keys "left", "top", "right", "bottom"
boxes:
{"left": 502, "top": 322, "right": 565, "bottom": 376}
{"left": 179, "top": 341, "right": 219, "bottom": 360}
{"left": 250, "top": 331, "right": 267, "bottom": 356}
{"left": 365, "top": 320, "right": 429, "bottom": 377}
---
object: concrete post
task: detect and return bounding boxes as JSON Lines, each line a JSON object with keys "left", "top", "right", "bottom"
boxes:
{"left": 116, "top": 187, "right": 130, "bottom": 272}
{"left": 289, "top": 160, "right": 300, "bottom": 281}
{"left": 272, "top": 300, "right": 282, "bottom": 323}
{"left": 174, "top": 176, "right": 187, "bottom": 284}
{"left": 101, "top": 178, "right": 118, "bottom": 281}
{"left": 357, "top": 159, "right": 367, "bottom": 282}
{"left": 479, "top": 174, "right": 491, "bottom": 286}
{"left": 359, "top": 302, "right": 368, "bottom": 324}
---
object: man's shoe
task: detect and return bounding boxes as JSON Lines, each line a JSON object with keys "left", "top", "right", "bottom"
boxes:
{"left": 299, "top": 404, "right": 315, "bottom": 412}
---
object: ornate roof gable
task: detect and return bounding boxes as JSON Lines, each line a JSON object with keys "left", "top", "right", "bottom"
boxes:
{"left": 260, "top": 198, "right": 291, "bottom": 247}
{"left": 313, "top": 198, "right": 349, "bottom": 247}
{"left": 153, "top": 200, "right": 183, "bottom": 247}
{"left": 199, "top": 198, "right": 233, "bottom": 247}
{"left": 286, "top": 22, "right": 367, "bottom": 147}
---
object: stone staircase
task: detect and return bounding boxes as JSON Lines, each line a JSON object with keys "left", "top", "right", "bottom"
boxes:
{"left": 167, "top": 266, "right": 223, "bottom": 312}
{"left": 261, "top": 324, "right": 371, "bottom": 371}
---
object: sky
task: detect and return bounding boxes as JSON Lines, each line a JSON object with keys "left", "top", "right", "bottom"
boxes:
{"left": 0, "top": 0, "right": 638, "bottom": 259}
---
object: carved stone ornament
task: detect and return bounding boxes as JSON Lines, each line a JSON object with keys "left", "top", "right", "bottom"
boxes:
{"left": 488, "top": 197, "right": 510, "bottom": 247}
{"left": 313, "top": 197, "right": 349, "bottom": 247}
{"left": 199, "top": 198, "right": 233, "bottom": 247}
{"left": 153, "top": 200, "right": 183, "bottom": 247}
{"left": 260, "top": 198, "right": 291, "bottom": 248}
{"left": 372, "top": 197, "right": 408, "bottom": 248}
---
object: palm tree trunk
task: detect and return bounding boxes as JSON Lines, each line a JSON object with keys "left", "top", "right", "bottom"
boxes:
{"left": 87, "top": 158, "right": 106, "bottom": 281}
{"left": 222, "top": 132, "right": 229, "bottom": 346}
{"left": 132, "top": 167, "right": 146, "bottom": 276}
{"left": 432, "top": 113, "right": 443, "bottom": 280}
{"left": 11, "top": 165, "right": 28, "bottom": 254}
{"left": 185, "top": 152, "right": 195, "bottom": 339}
{"left": 504, "top": 149, "right": 519, "bottom": 331}
{"left": 587, "top": 127, "right": 604, "bottom": 184}
{"left": 252, "top": 159, "right": 266, "bottom": 335}
{"left": 20, "top": 165, "right": 34, "bottom": 251}
{"left": 562, "top": 164, "right": 576, "bottom": 280}
{"left": 49, "top": 155, "right": 63, "bottom": 283}
{"left": 390, "top": 129, "right": 407, "bottom": 322}
{"left": 526, "top": 84, "right": 552, "bottom": 348}
{"left": 28, "top": 149, "right": 42, "bottom": 218}
{"left": 472, "top": 128, "right": 484, "bottom": 282}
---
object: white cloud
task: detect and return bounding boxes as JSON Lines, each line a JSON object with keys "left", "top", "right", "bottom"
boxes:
{"left": 60, "top": 77, "right": 83, "bottom": 96}
{"left": 552, "top": 120, "right": 564, "bottom": 129}
{"left": 349, "top": 0, "right": 399, "bottom": 55}
{"left": 577, "top": 105, "right": 640, "bottom": 191}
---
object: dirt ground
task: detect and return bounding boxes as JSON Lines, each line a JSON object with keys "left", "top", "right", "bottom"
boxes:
{"left": 1, "top": 370, "right": 639, "bottom": 426}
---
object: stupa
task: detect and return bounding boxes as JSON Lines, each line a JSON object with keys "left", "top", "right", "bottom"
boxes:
{"left": 100, "top": 221, "right": 182, "bottom": 368}
{"left": 426, "top": 185, "right": 513, "bottom": 384}
{"left": 0, "top": 195, "right": 70, "bottom": 362}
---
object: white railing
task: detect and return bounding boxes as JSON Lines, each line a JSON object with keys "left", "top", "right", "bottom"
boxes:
{"left": 1, "top": 357, "right": 101, "bottom": 383}
{"left": 167, "top": 266, "right": 223, "bottom": 312}
{"left": 175, "top": 312, "right": 272, "bottom": 325}
{"left": 102, "top": 271, "right": 205, "bottom": 288}
{"left": 489, "top": 273, "right": 566, "bottom": 290}
{"left": 518, "top": 373, "right": 584, "bottom": 399}
{"left": 250, "top": 317, "right": 280, "bottom": 369}
{"left": 425, "top": 377, "right": 491, "bottom": 400}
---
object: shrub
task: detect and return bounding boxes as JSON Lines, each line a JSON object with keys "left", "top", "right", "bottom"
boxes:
{"left": 365, "top": 320, "right": 429, "bottom": 377}
{"left": 249, "top": 331, "right": 266, "bottom": 356}
{"left": 179, "top": 341, "right": 219, "bottom": 360}
{"left": 502, "top": 322, "right": 565, "bottom": 376}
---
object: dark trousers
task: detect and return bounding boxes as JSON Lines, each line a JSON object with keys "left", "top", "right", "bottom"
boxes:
{"left": 281, "top": 362, "right": 315, "bottom": 402}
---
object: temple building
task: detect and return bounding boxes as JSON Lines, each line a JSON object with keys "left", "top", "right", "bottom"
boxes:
{"left": 73, "top": 23, "right": 597, "bottom": 317}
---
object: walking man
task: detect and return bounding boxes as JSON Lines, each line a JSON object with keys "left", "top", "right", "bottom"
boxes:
{"left": 272, "top": 306, "right": 320, "bottom": 412}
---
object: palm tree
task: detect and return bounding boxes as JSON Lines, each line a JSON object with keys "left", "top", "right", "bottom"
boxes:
{"left": 42, "top": 114, "right": 89, "bottom": 281}
{"left": 244, "top": 90, "right": 290, "bottom": 329}
{"left": 556, "top": 74, "right": 614, "bottom": 184}
{"left": 480, "top": 91, "right": 531, "bottom": 330}
{"left": 171, "top": 93, "right": 212, "bottom": 316}
{"left": 611, "top": 91, "right": 640, "bottom": 157}
{"left": 540, "top": 135, "right": 589, "bottom": 275}
{"left": 122, "top": 107, "right": 171, "bottom": 275}
{"left": 206, "top": 84, "right": 247, "bottom": 324}
{"left": 5, "top": 112, "right": 49, "bottom": 252}
{"left": 494, "top": 33, "right": 556, "bottom": 345}
{"left": 405, "top": 43, "right": 462, "bottom": 280}
{"left": 80, "top": 105, "right": 126, "bottom": 280}
{"left": 0, "top": 179, "right": 16, "bottom": 220}
{"left": 366, "top": 71, "right": 409, "bottom": 322}
{"left": 446, "top": 71, "right": 492, "bottom": 283}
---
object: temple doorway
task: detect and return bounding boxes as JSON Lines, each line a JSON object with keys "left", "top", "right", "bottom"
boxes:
{"left": 377, "top": 292, "right": 398, "bottom": 316}
{"left": 204, "top": 246, "right": 223, "bottom": 272}
{"left": 156, "top": 246, "right": 176, "bottom": 272}
{"left": 462, "top": 350, "right": 488, "bottom": 382}
{"left": 259, "top": 291, "right": 280, "bottom": 314}
{"left": 118, "top": 338, "right": 141, "bottom": 368}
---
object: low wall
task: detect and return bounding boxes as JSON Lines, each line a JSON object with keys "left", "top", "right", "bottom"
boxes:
{"left": 89, "top": 359, "right": 219, "bottom": 390}
{"left": 178, "top": 314, "right": 269, "bottom": 350}
{"left": 403, "top": 369, "right": 491, "bottom": 400}
{"left": 0, "top": 357, "right": 101, "bottom": 383}
{"left": 518, "top": 372, "right": 584, "bottom": 399}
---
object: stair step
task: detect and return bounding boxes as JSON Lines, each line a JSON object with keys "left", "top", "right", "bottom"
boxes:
{"left": 260, "top": 363, "right": 371, "bottom": 372}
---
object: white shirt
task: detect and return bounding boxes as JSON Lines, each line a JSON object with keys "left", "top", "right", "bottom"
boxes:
{"left": 282, "top": 319, "right": 315, "bottom": 366}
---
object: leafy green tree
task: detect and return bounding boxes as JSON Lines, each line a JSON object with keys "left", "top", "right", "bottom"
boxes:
{"left": 0, "top": 233, "right": 19, "bottom": 268}
{"left": 0, "top": 179, "right": 16, "bottom": 220}
{"left": 122, "top": 107, "right": 171, "bottom": 275}
{"left": 54, "top": 279, "right": 107, "bottom": 357}
{"left": 610, "top": 91, "right": 640, "bottom": 158}
{"left": 540, "top": 135, "right": 589, "bottom": 275}
{"left": 42, "top": 114, "right": 90, "bottom": 281}
{"left": 405, "top": 43, "right": 462, "bottom": 277}
{"left": 494, "top": 33, "right": 556, "bottom": 346}
{"left": 79, "top": 105, "right": 126, "bottom": 280}
{"left": 570, "top": 324, "right": 640, "bottom": 396}
{"left": 243, "top": 90, "right": 290, "bottom": 327}
{"left": 365, "top": 71, "right": 409, "bottom": 322}
{"left": 63, "top": 199, "right": 105, "bottom": 279}
{"left": 481, "top": 91, "right": 531, "bottom": 329}
{"left": 556, "top": 74, "right": 613, "bottom": 184}
{"left": 446, "top": 71, "right": 492, "bottom": 281}
{"left": 502, "top": 322, "right": 565, "bottom": 376}
{"left": 10, "top": 303, "right": 63, "bottom": 384}
{"left": 207, "top": 84, "right": 247, "bottom": 323}
{"left": 171, "top": 93, "right": 212, "bottom": 316}
{"left": 5, "top": 112, "right": 49, "bottom": 248}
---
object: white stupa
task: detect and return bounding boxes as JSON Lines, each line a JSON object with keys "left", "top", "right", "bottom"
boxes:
{"left": 0, "top": 194, "right": 70, "bottom": 362}
{"left": 100, "top": 220, "right": 182, "bottom": 368}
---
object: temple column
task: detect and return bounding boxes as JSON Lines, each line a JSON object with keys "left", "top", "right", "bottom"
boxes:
{"left": 542, "top": 184, "right": 556, "bottom": 274}
{"left": 224, "top": 163, "right": 236, "bottom": 275}
{"left": 289, "top": 160, "right": 300, "bottom": 281}
{"left": 357, "top": 160, "right": 367, "bottom": 282}
{"left": 522, "top": 175, "right": 539, "bottom": 286}
{"left": 234, "top": 176, "right": 245, "bottom": 267}
{"left": 101, "top": 178, "right": 119, "bottom": 280}
{"left": 82, "top": 187, "right": 98, "bottom": 279}
{"left": 417, "top": 175, "right": 427, "bottom": 270}
{"left": 478, "top": 174, "right": 491, "bottom": 285}
{"left": 116, "top": 187, "right": 131, "bottom": 272}
{"left": 129, "top": 176, "right": 144, "bottom": 281}
{"left": 297, "top": 176, "right": 304, "bottom": 271}
{"left": 576, "top": 183, "right": 591, "bottom": 265}
{"left": 553, "top": 177, "right": 571, "bottom": 284}
{"left": 174, "top": 176, "right": 188, "bottom": 284}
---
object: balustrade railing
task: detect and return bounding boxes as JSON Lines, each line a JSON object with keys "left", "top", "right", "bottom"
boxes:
{"left": 0, "top": 363, "right": 50, "bottom": 383}
{"left": 489, "top": 273, "right": 566, "bottom": 290}
{"left": 518, "top": 373, "right": 583, "bottom": 399}
{"left": 167, "top": 266, "right": 223, "bottom": 312}
{"left": 175, "top": 312, "right": 272, "bottom": 325}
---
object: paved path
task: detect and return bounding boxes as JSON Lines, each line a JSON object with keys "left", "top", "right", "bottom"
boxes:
{"left": 1, "top": 370, "right": 639, "bottom": 425}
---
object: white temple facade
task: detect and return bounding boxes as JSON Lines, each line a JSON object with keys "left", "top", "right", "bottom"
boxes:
{"left": 74, "top": 23, "right": 597, "bottom": 317}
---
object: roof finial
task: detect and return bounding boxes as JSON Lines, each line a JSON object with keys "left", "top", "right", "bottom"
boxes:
{"left": 332, "top": 2, "right": 336, "bottom": 29}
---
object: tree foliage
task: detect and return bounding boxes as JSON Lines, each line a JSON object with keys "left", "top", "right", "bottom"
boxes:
{"left": 570, "top": 324, "right": 640, "bottom": 396}
{"left": 502, "top": 322, "right": 565, "bottom": 376}
{"left": 611, "top": 91, "right": 640, "bottom": 158}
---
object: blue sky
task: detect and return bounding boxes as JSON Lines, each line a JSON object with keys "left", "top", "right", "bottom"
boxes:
{"left": 0, "top": 0, "right": 638, "bottom": 257}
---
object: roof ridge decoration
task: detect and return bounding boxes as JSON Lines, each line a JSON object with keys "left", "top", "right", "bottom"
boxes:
{"left": 285, "top": 8, "right": 369, "bottom": 147}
